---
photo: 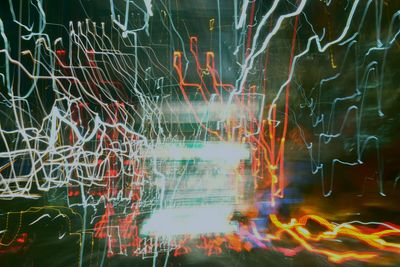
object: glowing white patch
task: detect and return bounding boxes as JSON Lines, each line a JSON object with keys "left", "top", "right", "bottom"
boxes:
{"left": 149, "top": 142, "right": 249, "bottom": 167}
{"left": 141, "top": 205, "right": 237, "bottom": 237}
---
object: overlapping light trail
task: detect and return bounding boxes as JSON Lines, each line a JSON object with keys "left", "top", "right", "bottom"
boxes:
{"left": 0, "top": 0, "right": 400, "bottom": 266}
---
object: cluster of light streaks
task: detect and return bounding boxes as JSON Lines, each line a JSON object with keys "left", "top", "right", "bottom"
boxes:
{"left": 0, "top": 0, "right": 400, "bottom": 266}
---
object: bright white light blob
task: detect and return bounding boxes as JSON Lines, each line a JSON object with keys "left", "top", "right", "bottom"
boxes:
{"left": 141, "top": 205, "right": 237, "bottom": 237}
{"left": 149, "top": 142, "right": 249, "bottom": 166}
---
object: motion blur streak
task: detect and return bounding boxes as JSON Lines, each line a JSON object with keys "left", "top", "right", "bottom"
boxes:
{"left": 0, "top": 0, "right": 400, "bottom": 267}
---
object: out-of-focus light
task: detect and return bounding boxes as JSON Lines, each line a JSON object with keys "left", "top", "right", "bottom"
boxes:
{"left": 149, "top": 141, "right": 249, "bottom": 166}
{"left": 141, "top": 205, "right": 238, "bottom": 237}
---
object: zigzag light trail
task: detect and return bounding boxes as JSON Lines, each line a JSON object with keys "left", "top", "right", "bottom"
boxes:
{"left": 0, "top": 1, "right": 399, "bottom": 267}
